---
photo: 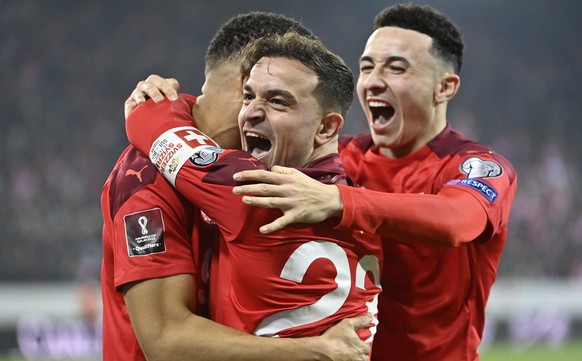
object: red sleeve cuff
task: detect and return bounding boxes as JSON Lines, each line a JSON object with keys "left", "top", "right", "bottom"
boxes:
{"left": 336, "top": 184, "right": 356, "bottom": 230}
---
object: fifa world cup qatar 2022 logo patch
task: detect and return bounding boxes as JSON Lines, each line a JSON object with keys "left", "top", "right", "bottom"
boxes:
{"left": 124, "top": 208, "right": 166, "bottom": 256}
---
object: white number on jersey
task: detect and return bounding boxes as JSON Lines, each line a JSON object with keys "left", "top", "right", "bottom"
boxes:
{"left": 254, "top": 240, "right": 380, "bottom": 340}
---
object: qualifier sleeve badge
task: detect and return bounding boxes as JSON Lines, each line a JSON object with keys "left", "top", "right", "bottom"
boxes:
{"left": 124, "top": 208, "right": 166, "bottom": 256}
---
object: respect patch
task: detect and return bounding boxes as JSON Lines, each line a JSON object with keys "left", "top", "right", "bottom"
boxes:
{"left": 124, "top": 208, "right": 166, "bottom": 256}
{"left": 447, "top": 178, "right": 498, "bottom": 203}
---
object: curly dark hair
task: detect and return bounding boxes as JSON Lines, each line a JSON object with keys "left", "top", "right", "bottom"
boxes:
{"left": 374, "top": 3, "right": 464, "bottom": 74}
{"left": 240, "top": 31, "right": 354, "bottom": 117}
{"left": 205, "top": 12, "right": 315, "bottom": 71}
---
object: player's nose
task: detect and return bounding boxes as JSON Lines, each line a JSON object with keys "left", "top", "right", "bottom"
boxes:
{"left": 239, "top": 99, "right": 265, "bottom": 125}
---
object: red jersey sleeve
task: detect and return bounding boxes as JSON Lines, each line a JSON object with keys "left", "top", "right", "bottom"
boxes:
{"left": 439, "top": 151, "right": 518, "bottom": 238}
{"left": 101, "top": 148, "right": 198, "bottom": 290}
{"left": 126, "top": 95, "right": 200, "bottom": 158}
{"left": 337, "top": 149, "right": 517, "bottom": 247}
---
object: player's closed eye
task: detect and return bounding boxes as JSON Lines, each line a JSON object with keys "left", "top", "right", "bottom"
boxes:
{"left": 242, "top": 93, "right": 255, "bottom": 104}
{"left": 269, "top": 98, "right": 288, "bottom": 108}
{"left": 388, "top": 65, "right": 405, "bottom": 74}
{"left": 360, "top": 64, "right": 374, "bottom": 74}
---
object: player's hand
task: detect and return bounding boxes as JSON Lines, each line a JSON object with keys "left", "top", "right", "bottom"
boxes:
{"left": 124, "top": 74, "right": 180, "bottom": 119}
{"left": 232, "top": 166, "right": 343, "bottom": 234}
{"left": 318, "top": 313, "right": 372, "bottom": 361}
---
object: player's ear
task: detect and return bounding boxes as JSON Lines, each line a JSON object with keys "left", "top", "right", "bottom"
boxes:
{"left": 315, "top": 112, "right": 343, "bottom": 145}
{"left": 435, "top": 72, "right": 460, "bottom": 104}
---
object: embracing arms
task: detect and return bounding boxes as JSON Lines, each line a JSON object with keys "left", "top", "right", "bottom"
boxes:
{"left": 121, "top": 76, "right": 372, "bottom": 361}
{"left": 232, "top": 166, "right": 488, "bottom": 247}
{"left": 124, "top": 274, "right": 372, "bottom": 361}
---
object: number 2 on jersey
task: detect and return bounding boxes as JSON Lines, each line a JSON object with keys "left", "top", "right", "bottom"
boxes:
{"left": 254, "top": 240, "right": 381, "bottom": 340}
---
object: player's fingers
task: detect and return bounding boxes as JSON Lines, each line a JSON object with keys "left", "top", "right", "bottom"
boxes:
{"left": 235, "top": 183, "right": 272, "bottom": 195}
{"left": 127, "top": 92, "right": 145, "bottom": 111}
{"left": 233, "top": 169, "right": 286, "bottom": 184}
{"left": 131, "top": 90, "right": 146, "bottom": 103}
{"left": 145, "top": 74, "right": 164, "bottom": 82}
{"left": 344, "top": 331, "right": 371, "bottom": 359}
{"left": 240, "top": 195, "right": 295, "bottom": 211}
{"left": 135, "top": 80, "right": 165, "bottom": 102}
{"left": 270, "top": 165, "right": 298, "bottom": 175}
{"left": 233, "top": 183, "right": 289, "bottom": 197}
{"left": 259, "top": 215, "right": 292, "bottom": 234}
{"left": 124, "top": 97, "right": 140, "bottom": 119}
{"left": 163, "top": 77, "right": 180, "bottom": 99}
{"left": 347, "top": 313, "right": 374, "bottom": 331}
{"left": 145, "top": 75, "right": 180, "bottom": 101}
{"left": 145, "top": 73, "right": 179, "bottom": 89}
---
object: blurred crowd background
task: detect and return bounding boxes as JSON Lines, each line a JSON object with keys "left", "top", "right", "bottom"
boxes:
{"left": 1, "top": 0, "right": 581, "bottom": 284}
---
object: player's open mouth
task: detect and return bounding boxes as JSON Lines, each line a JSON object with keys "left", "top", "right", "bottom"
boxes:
{"left": 369, "top": 100, "right": 395, "bottom": 125}
{"left": 245, "top": 131, "right": 272, "bottom": 159}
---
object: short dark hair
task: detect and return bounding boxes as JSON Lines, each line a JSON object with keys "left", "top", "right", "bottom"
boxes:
{"left": 205, "top": 12, "right": 315, "bottom": 71}
{"left": 374, "top": 3, "right": 464, "bottom": 74}
{"left": 240, "top": 31, "right": 354, "bottom": 117}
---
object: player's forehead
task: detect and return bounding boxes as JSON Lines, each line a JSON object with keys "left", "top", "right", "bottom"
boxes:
{"left": 361, "top": 26, "right": 433, "bottom": 62}
{"left": 246, "top": 57, "right": 318, "bottom": 98}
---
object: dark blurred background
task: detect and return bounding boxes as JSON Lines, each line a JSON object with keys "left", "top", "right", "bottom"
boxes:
{"left": 2, "top": 0, "right": 582, "bottom": 357}
{"left": 1, "top": 0, "right": 581, "bottom": 284}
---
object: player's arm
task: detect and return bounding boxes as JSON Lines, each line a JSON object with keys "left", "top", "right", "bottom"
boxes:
{"left": 125, "top": 95, "right": 206, "bottom": 159}
{"left": 124, "top": 274, "right": 371, "bottom": 361}
{"left": 335, "top": 185, "right": 488, "bottom": 247}
{"left": 125, "top": 96, "right": 247, "bottom": 219}
{"left": 232, "top": 166, "right": 488, "bottom": 247}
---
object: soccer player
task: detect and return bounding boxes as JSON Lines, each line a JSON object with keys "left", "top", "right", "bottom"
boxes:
{"left": 125, "top": 30, "right": 382, "bottom": 345}
{"left": 230, "top": 4, "right": 518, "bottom": 361}
{"left": 102, "top": 12, "right": 370, "bottom": 361}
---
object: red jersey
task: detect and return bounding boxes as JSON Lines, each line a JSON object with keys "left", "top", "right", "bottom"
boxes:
{"left": 125, "top": 96, "right": 383, "bottom": 341}
{"left": 337, "top": 126, "right": 517, "bottom": 361}
{"left": 101, "top": 144, "right": 213, "bottom": 360}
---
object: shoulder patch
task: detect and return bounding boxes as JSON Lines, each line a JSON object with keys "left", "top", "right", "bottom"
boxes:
{"left": 124, "top": 208, "right": 166, "bottom": 256}
{"left": 460, "top": 157, "right": 502, "bottom": 178}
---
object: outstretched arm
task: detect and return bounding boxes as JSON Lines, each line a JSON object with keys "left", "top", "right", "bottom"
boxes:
{"left": 232, "top": 166, "right": 488, "bottom": 247}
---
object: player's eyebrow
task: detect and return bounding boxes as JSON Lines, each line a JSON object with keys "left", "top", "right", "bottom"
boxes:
{"left": 265, "top": 89, "right": 297, "bottom": 104}
{"left": 359, "top": 55, "right": 409, "bottom": 66}
{"left": 243, "top": 84, "right": 298, "bottom": 105}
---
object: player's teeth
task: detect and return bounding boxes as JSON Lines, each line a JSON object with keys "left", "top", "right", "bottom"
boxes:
{"left": 369, "top": 101, "right": 388, "bottom": 107}
{"left": 247, "top": 132, "right": 266, "bottom": 139}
